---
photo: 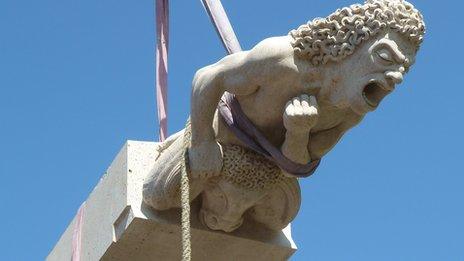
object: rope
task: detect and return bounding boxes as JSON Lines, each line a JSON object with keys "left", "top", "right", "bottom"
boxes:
{"left": 180, "top": 131, "right": 192, "bottom": 261}
{"left": 178, "top": 0, "right": 241, "bottom": 259}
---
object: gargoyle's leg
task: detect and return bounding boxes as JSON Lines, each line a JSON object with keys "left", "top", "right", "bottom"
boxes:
{"left": 200, "top": 179, "right": 266, "bottom": 232}
{"left": 143, "top": 131, "right": 206, "bottom": 210}
{"left": 249, "top": 178, "right": 301, "bottom": 230}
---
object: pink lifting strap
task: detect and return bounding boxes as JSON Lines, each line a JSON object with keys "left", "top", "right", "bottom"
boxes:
{"left": 71, "top": 202, "right": 86, "bottom": 261}
{"left": 156, "top": 0, "right": 169, "bottom": 141}
{"left": 201, "top": 0, "right": 321, "bottom": 178}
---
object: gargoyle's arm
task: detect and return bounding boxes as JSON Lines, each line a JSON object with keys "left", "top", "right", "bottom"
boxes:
{"left": 281, "top": 95, "right": 318, "bottom": 176}
{"left": 282, "top": 131, "right": 311, "bottom": 165}
{"left": 308, "top": 127, "right": 345, "bottom": 160}
{"left": 189, "top": 37, "right": 297, "bottom": 178}
{"left": 190, "top": 38, "right": 290, "bottom": 146}
{"left": 190, "top": 51, "right": 258, "bottom": 145}
{"left": 308, "top": 114, "right": 363, "bottom": 159}
{"left": 282, "top": 108, "right": 363, "bottom": 166}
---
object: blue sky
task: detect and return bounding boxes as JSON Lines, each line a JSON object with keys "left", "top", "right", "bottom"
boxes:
{"left": 0, "top": 0, "right": 462, "bottom": 260}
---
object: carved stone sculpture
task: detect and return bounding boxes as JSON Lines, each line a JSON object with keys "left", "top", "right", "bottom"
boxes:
{"left": 143, "top": 0, "right": 425, "bottom": 232}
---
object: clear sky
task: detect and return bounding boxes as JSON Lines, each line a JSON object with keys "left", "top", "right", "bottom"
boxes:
{"left": 0, "top": 0, "right": 462, "bottom": 260}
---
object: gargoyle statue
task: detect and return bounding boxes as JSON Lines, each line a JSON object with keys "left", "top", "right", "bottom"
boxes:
{"left": 143, "top": 0, "right": 425, "bottom": 232}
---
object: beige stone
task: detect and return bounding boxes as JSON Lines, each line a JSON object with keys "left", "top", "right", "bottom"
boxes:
{"left": 47, "top": 141, "right": 296, "bottom": 261}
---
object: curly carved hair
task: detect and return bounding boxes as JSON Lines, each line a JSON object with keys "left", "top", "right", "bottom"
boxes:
{"left": 289, "top": 0, "right": 425, "bottom": 66}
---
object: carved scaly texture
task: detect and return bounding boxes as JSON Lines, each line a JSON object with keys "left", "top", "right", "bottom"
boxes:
{"left": 221, "top": 144, "right": 285, "bottom": 191}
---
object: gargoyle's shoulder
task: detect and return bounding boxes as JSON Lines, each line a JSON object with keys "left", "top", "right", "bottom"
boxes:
{"left": 248, "top": 36, "right": 294, "bottom": 61}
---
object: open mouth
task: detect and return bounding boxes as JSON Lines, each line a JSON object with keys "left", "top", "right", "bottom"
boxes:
{"left": 362, "top": 81, "right": 391, "bottom": 108}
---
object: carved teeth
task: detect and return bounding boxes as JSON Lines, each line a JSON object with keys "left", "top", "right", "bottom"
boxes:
{"left": 362, "top": 90, "right": 378, "bottom": 108}
{"left": 370, "top": 79, "right": 392, "bottom": 92}
{"left": 362, "top": 81, "right": 392, "bottom": 109}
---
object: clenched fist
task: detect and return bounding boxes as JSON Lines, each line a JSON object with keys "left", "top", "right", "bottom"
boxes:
{"left": 283, "top": 94, "right": 319, "bottom": 133}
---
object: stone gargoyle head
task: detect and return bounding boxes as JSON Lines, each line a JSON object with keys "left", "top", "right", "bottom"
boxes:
{"left": 290, "top": 0, "right": 425, "bottom": 115}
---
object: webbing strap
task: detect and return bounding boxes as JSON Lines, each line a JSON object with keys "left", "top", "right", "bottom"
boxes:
{"left": 200, "top": 0, "right": 242, "bottom": 54}
{"left": 71, "top": 202, "right": 86, "bottom": 261}
{"left": 155, "top": 0, "right": 169, "bottom": 141}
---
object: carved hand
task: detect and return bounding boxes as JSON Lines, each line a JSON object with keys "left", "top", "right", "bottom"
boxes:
{"left": 188, "top": 141, "right": 223, "bottom": 179}
{"left": 283, "top": 94, "right": 319, "bottom": 133}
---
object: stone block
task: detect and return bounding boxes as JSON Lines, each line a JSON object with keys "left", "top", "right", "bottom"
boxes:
{"left": 47, "top": 141, "right": 297, "bottom": 261}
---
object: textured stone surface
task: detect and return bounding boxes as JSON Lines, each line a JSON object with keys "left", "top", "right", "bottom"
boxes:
{"left": 47, "top": 141, "right": 296, "bottom": 261}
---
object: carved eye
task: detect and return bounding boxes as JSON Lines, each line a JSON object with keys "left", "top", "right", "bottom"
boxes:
{"left": 376, "top": 49, "right": 394, "bottom": 64}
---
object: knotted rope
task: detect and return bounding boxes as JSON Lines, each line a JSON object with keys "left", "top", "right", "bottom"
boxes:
{"left": 180, "top": 1, "right": 241, "bottom": 260}
{"left": 180, "top": 122, "right": 192, "bottom": 261}
{"left": 180, "top": 159, "right": 191, "bottom": 260}
{"left": 155, "top": 0, "right": 242, "bottom": 259}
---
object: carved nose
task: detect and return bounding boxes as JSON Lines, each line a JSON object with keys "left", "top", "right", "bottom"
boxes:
{"left": 385, "top": 71, "right": 403, "bottom": 84}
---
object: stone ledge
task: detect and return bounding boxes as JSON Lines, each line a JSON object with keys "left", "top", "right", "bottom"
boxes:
{"left": 47, "top": 140, "right": 297, "bottom": 261}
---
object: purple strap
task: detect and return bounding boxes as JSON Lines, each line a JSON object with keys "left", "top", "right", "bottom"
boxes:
{"left": 218, "top": 94, "right": 320, "bottom": 178}
{"left": 201, "top": 0, "right": 320, "bottom": 178}
{"left": 201, "top": 0, "right": 242, "bottom": 54}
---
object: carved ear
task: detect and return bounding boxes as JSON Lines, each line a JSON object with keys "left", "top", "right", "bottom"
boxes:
{"left": 248, "top": 178, "right": 301, "bottom": 231}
